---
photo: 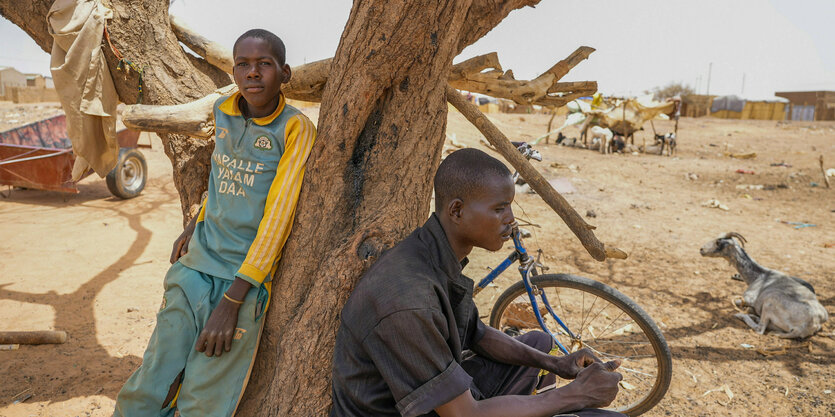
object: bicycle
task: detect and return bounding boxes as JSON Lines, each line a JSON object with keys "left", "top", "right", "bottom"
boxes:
{"left": 474, "top": 143, "right": 672, "bottom": 416}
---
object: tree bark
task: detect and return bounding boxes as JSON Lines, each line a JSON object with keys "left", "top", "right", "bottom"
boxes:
{"left": 235, "top": 0, "right": 477, "bottom": 413}
{"left": 0, "top": 0, "right": 231, "bottom": 222}
{"left": 237, "top": 1, "right": 544, "bottom": 415}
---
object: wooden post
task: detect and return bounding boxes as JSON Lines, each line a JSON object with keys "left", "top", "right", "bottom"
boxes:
{"left": 545, "top": 108, "right": 557, "bottom": 144}
{"left": 446, "top": 85, "right": 626, "bottom": 261}
{"left": 0, "top": 331, "right": 67, "bottom": 344}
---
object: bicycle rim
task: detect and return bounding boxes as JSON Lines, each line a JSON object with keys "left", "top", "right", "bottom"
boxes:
{"left": 489, "top": 274, "right": 672, "bottom": 416}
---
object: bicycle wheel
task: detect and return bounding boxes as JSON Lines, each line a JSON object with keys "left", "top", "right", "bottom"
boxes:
{"left": 489, "top": 274, "right": 672, "bottom": 416}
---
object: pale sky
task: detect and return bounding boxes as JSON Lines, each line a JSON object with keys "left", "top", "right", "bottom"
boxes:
{"left": 1, "top": 0, "right": 833, "bottom": 100}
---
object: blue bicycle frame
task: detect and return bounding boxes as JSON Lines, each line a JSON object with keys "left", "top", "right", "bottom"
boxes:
{"left": 474, "top": 223, "right": 577, "bottom": 355}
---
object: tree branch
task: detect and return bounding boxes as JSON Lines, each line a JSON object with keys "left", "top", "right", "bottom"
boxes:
{"left": 170, "top": 11, "right": 595, "bottom": 109}
{"left": 123, "top": 49, "right": 595, "bottom": 137}
{"left": 0, "top": 0, "right": 53, "bottom": 53}
{"left": 446, "top": 84, "right": 627, "bottom": 261}
{"left": 448, "top": 46, "right": 595, "bottom": 105}
{"left": 169, "top": 14, "right": 234, "bottom": 74}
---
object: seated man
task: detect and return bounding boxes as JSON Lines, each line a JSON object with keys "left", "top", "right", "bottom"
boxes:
{"left": 330, "top": 148, "right": 625, "bottom": 417}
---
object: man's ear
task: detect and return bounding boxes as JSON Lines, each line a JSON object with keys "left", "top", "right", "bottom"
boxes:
{"left": 281, "top": 63, "right": 292, "bottom": 84}
{"left": 447, "top": 198, "right": 464, "bottom": 225}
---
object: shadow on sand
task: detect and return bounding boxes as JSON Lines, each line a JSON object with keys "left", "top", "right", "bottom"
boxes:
{"left": 1, "top": 183, "right": 178, "bottom": 404}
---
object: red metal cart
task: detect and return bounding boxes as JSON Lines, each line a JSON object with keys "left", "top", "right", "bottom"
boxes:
{"left": 0, "top": 114, "right": 146, "bottom": 199}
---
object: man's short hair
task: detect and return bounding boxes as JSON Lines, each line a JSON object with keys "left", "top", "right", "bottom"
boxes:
{"left": 434, "top": 148, "right": 512, "bottom": 211}
{"left": 233, "top": 29, "right": 286, "bottom": 65}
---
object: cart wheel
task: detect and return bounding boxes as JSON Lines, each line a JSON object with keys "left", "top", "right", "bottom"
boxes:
{"left": 106, "top": 148, "right": 147, "bottom": 199}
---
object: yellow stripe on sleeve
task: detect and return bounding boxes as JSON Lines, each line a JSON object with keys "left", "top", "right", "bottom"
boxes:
{"left": 196, "top": 197, "right": 207, "bottom": 223}
{"left": 235, "top": 114, "right": 317, "bottom": 285}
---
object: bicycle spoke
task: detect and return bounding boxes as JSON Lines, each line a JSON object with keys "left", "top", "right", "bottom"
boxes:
{"left": 490, "top": 274, "right": 671, "bottom": 416}
{"left": 592, "top": 310, "right": 627, "bottom": 340}
{"left": 579, "top": 290, "right": 585, "bottom": 340}
{"left": 585, "top": 301, "right": 614, "bottom": 334}
{"left": 579, "top": 294, "right": 600, "bottom": 335}
{"left": 617, "top": 366, "right": 655, "bottom": 379}
{"left": 552, "top": 286, "right": 568, "bottom": 326}
{"left": 589, "top": 339, "right": 652, "bottom": 346}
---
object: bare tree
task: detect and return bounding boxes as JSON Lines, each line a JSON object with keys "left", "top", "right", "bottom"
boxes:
{"left": 645, "top": 81, "right": 694, "bottom": 100}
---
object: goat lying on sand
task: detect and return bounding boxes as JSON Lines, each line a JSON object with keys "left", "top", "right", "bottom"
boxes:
{"left": 700, "top": 232, "right": 828, "bottom": 339}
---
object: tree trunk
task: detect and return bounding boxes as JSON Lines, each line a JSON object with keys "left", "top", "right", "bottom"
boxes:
{"left": 234, "top": 0, "right": 474, "bottom": 413}
{"left": 238, "top": 1, "right": 542, "bottom": 414}
{"left": 0, "top": 0, "right": 231, "bottom": 222}
{"left": 2, "top": 0, "right": 543, "bottom": 414}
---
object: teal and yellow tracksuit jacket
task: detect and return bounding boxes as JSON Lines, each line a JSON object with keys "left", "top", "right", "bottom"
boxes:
{"left": 180, "top": 91, "right": 317, "bottom": 302}
{"left": 114, "top": 92, "right": 317, "bottom": 417}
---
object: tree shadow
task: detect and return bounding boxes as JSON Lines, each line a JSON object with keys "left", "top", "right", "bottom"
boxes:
{"left": 0, "top": 186, "right": 176, "bottom": 404}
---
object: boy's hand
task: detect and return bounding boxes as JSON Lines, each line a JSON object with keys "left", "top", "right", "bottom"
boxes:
{"left": 551, "top": 347, "right": 602, "bottom": 379}
{"left": 170, "top": 215, "right": 198, "bottom": 264}
{"left": 195, "top": 296, "right": 242, "bottom": 357}
{"left": 559, "top": 360, "right": 622, "bottom": 409}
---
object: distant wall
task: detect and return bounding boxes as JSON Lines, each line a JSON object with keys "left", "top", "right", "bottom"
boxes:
{"left": 3, "top": 86, "right": 60, "bottom": 103}
{"left": 775, "top": 91, "right": 835, "bottom": 121}
{"left": 710, "top": 101, "right": 786, "bottom": 121}
{"left": 681, "top": 95, "right": 714, "bottom": 118}
{"left": 26, "top": 76, "right": 46, "bottom": 88}
{"left": 741, "top": 101, "right": 785, "bottom": 120}
{"left": 0, "top": 68, "right": 27, "bottom": 96}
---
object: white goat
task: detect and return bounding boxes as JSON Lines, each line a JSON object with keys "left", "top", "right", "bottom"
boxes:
{"left": 700, "top": 232, "right": 828, "bottom": 339}
{"left": 653, "top": 133, "right": 677, "bottom": 156}
{"left": 589, "top": 126, "right": 614, "bottom": 154}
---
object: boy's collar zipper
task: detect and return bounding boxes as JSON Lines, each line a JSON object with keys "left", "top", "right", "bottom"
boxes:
{"left": 236, "top": 118, "right": 251, "bottom": 148}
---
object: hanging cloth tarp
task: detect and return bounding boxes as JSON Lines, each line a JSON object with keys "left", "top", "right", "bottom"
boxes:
{"left": 710, "top": 95, "right": 746, "bottom": 113}
{"left": 594, "top": 96, "right": 675, "bottom": 136}
{"left": 48, "top": 0, "right": 119, "bottom": 180}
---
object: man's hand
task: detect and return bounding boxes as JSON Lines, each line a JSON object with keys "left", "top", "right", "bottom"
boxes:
{"left": 550, "top": 347, "right": 602, "bottom": 379}
{"left": 561, "top": 359, "right": 623, "bottom": 409}
{"left": 195, "top": 296, "right": 241, "bottom": 357}
{"left": 435, "top": 359, "right": 623, "bottom": 417}
{"left": 170, "top": 215, "right": 198, "bottom": 264}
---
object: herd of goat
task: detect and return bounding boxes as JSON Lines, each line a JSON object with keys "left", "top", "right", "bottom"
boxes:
{"left": 552, "top": 126, "right": 677, "bottom": 157}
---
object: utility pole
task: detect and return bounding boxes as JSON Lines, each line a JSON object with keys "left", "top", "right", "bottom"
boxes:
{"left": 706, "top": 62, "right": 713, "bottom": 96}
{"left": 741, "top": 72, "right": 746, "bottom": 95}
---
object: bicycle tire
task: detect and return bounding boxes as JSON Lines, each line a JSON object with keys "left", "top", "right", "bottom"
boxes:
{"left": 489, "top": 274, "right": 672, "bottom": 416}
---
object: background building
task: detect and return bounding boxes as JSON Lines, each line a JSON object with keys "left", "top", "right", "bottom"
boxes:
{"left": 0, "top": 66, "right": 27, "bottom": 98}
{"left": 775, "top": 91, "right": 835, "bottom": 121}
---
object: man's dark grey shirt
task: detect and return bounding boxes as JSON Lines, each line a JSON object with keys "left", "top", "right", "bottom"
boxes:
{"left": 330, "top": 215, "right": 487, "bottom": 417}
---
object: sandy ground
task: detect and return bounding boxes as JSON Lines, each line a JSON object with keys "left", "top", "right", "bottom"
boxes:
{"left": 1, "top": 102, "right": 833, "bottom": 416}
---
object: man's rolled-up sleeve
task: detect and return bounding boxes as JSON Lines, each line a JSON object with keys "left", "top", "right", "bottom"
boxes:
{"left": 363, "top": 309, "right": 472, "bottom": 417}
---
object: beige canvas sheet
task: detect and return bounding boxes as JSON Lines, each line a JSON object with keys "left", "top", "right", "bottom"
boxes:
{"left": 48, "top": 0, "right": 118, "bottom": 180}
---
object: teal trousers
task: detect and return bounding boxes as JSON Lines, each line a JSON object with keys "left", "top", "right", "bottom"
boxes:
{"left": 114, "top": 262, "right": 264, "bottom": 417}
